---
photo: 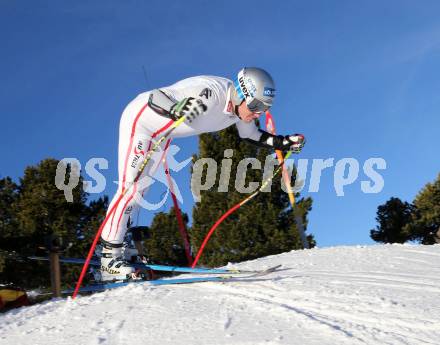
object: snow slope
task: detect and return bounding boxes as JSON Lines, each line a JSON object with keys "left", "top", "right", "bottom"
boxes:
{"left": 1, "top": 245, "right": 439, "bottom": 345}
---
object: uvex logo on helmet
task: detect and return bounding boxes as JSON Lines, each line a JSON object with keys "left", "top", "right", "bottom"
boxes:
{"left": 239, "top": 76, "right": 251, "bottom": 98}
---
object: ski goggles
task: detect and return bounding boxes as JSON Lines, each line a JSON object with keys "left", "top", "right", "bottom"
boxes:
{"left": 246, "top": 98, "right": 271, "bottom": 113}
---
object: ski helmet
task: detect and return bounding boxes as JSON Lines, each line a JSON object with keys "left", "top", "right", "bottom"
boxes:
{"left": 233, "top": 67, "right": 276, "bottom": 112}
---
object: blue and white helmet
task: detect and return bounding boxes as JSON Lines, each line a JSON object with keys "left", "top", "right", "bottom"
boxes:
{"left": 233, "top": 67, "right": 276, "bottom": 112}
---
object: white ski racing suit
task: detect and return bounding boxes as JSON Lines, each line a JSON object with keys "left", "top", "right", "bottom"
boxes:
{"left": 101, "top": 76, "right": 263, "bottom": 244}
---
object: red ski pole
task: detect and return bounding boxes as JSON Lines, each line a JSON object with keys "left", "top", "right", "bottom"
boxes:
{"left": 191, "top": 151, "right": 293, "bottom": 268}
{"left": 162, "top": 141, "right": 194, "bottom": 266}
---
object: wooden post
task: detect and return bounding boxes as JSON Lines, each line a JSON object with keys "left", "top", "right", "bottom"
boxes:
{"left": 49, "top": 249, "right": 61, "bottom": 298}
{"left": 434, "top": 226, "right": 440, "bottom": 244}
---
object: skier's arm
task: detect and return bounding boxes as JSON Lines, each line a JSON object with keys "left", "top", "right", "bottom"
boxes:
{"left": 236, "top": 121, "right": 305, "bottom": 153}
{"left": 147, "top": 89, "right": 207, "bottom": 122}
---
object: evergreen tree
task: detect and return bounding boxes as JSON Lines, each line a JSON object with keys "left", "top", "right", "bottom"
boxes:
{"left": 370, "top": 197, "right": 413, "bottom": 243}
{"left": 145, "top": 207, "right": 189, "bottom": 266}
{"left": 405, "top": 173, "right": 440, "bottom": 244}
{"left": 190, "top": 125, "right": 313, "bottom": 267}
{"left": 15, "top": 159, "right": 86, "bottom": 241}
{"left": 0, "top": 177, "right": 19, "bottom": 242}
{"left": 62, "top": 195, "right": 109, "bottom": 288}
{"left": 0, "top": 159, "right": 108, "bottom": 289}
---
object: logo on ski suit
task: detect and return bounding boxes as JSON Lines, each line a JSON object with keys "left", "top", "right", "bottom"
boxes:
{"left": 131, "top": 140, "right": 146, "bottom": 168}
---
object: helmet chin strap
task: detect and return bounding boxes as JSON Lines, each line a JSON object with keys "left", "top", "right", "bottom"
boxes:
{"left": 234, "top": 105, "right": 240, "bottom": 118}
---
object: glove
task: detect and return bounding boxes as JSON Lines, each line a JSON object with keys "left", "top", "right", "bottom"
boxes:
{"left": 170, "top": 97, "right": 207, "bottom": 123}
{"left": 284, "top": 134, "right": 306, "bottom": 153}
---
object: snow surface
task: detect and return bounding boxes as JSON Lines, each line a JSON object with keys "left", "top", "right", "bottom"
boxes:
{"left": 1, "top": 245, "right": 439, "bottom": 345}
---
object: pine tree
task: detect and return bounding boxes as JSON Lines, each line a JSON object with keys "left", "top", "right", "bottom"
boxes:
{"left": 190, "top": 125, "right": 313, "bottom": 267}
{"left": 370, "top": 197, "right": 413, "bottom": 243}
{"left": 62, "top": 195, "right": 109, "bottom": 288}
{"left": 145, "top": 207, "right": 190, "bottom": 266}
{"left": 0, "top": 177, "right": 23, "bottom": 278}
{"left": 0, "top": 177, "right": 19, "bottom": 242}
{"left": 0, "top": 159, "right": 108, "bottom": 289}
{"left": 13, "top": 159, "right": 87, "bottom": 249}
{"left": 405, "top": 173, "right": 440, "bottom": 244}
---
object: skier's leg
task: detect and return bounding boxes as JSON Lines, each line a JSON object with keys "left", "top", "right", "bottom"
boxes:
{"left": 98, "top": 100, "right": 171, "bottom": 281}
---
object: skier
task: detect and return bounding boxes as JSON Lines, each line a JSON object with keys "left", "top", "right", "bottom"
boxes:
{"left": 98, "top": 67, "right": 306, "bottom": 281}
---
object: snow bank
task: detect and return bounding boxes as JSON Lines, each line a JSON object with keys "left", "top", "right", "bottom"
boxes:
{"left": 1, "top": 244, "right": 439, "bottom": 345}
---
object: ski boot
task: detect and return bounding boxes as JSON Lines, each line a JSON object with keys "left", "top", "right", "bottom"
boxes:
{"left": 122, "top": 244, "right": 155, "bottom": 280}
{"left": 97, "top": 240, "right": 140, "bottom": 282}
{"left": 122, "top": 244, "right": 149, "bottom": 264}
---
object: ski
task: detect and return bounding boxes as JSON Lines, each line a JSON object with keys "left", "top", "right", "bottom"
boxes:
{"left": 64, "top": 265, "right": 281, "bottom": 295}
{"left": 29, "top": 256, "right": 282, "bottom": 275}
{"left": 65, "top": 276, "right": 231, "bottom": 294}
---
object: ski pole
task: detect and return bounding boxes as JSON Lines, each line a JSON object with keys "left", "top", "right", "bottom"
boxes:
{"left": 163, "top": 150, "right": 194, "bottom": 266}
{"left": 265, "top": 112, "right": 309, "bottom": 249}
{"left": 72, "top": 115, "right": 187, "bottom": 299}
{"left": 191, "top": 150, "right": 294, "bottom": 268}
{"left": 265, "top": 112, "right": 297, "bottom": 206}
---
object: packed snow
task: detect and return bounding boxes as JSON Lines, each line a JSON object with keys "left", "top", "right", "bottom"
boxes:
{"left": 1, "top": 244, "right": 439, "bottom": 345}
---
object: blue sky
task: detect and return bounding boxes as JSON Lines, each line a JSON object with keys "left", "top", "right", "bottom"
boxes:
{"left": 1, "top": 1, "right": 439, "bottom": 247}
